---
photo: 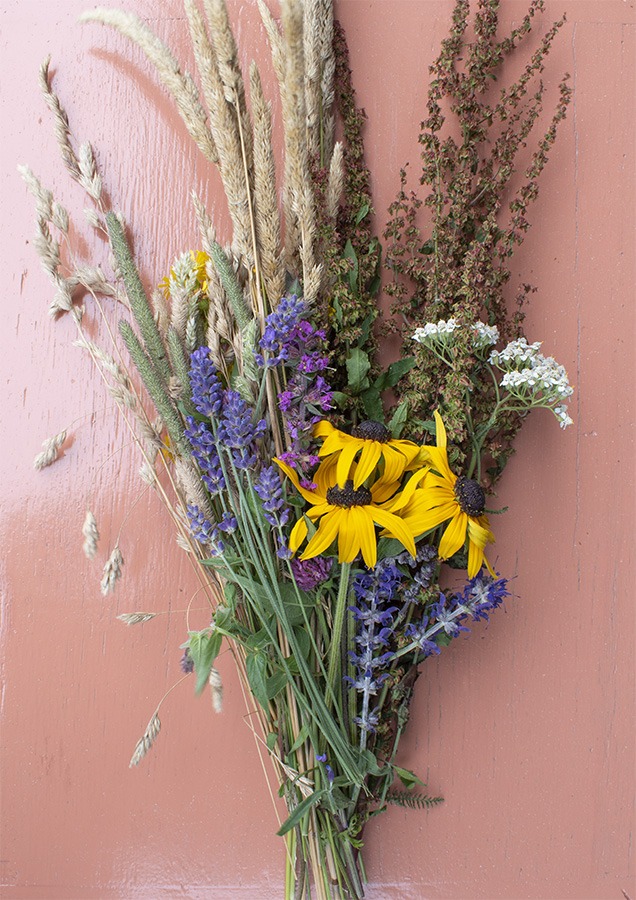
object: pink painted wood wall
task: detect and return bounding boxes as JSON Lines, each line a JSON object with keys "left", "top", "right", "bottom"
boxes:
{"left": 2, "top": 1, "right": 634, "bottom": 897}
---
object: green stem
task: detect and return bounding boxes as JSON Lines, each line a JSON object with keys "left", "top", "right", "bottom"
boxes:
{"left": 326, "top": 562, "right": 351, "bottom": 716}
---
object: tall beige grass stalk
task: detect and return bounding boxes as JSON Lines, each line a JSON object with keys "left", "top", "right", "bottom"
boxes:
{"left": 81, "top": 8, "right": 218, "bottom": 165}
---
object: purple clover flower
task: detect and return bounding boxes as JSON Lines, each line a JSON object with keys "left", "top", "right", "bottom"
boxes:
{"left": 290, "top": 557, "right": 333, "bottom": 591}
{"left": 217, "top": 390, "right": 266, "bottom": 470}
{"left": 189, "top": 347, "right": 223, "bottom": 417}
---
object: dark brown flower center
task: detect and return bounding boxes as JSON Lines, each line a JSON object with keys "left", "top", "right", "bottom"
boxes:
{"left": 326, "top": 481, "right": 373, "bottom": 508}
{"left": 454, "top": 476, "right": 486, "bottom": 517}
{"left": 352, "top": 420, "right": 390, "bottom": 443}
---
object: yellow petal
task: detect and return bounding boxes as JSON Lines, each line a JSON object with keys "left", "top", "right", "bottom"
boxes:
{"left": 419, "top": 445, "right": 455, "bottom": 484}
{"left": 467, "top": 537, "right": 484, "bottom": 579}
{"left": 318, "top": 428, "right": 353, "bottom": 458}
{"left": 314, "top": 454, "right": 339, "bottom": 496}
{"left": 335, "top": 441, "right": 359, "bottom": 487}
{"left": 438, "top": 510, "right": 468, "bottom": 559}
{"left": 274, "top": 458, "right": 324, "bottom": 505}
{"left": 433, "top": 410, "right": 447, "bottom": 450}
{"left": 313, "top": 420, "right": 335, "bottom": 440}
{"left": 353, "top": 442, "right": 382, "bottom": 487}
{"left": 399, "top": 498, "right": 457, "bottom": 536}
{"left": 289, "top": 516, "right": 308, "bottom": 553}
{"left": 385, "top": 466, "right": 429, "bottom": 512}
{"left": 355, "top": 507, "right": 378, "bottom": 569}
{"left": 337, "top": 509, "right": 360, "bottom": 563}
{"left": 466, "top": 515, "right": 494, "bottom": 550}
{"left": 371, "top": 508, "right": 416, "bottom": 558}
{"left": 381, "top": 444, "right": 407, "bottom": 484}
{"left": 301, "top": 509, "right": 342, "bottom": 559}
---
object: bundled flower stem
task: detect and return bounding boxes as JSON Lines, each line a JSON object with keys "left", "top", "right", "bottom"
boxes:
{"left": 24, "top": 1, "right": 573, "bottom": 897}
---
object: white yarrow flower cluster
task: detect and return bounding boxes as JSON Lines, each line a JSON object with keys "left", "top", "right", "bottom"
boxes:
{"left": 488, "top": 337, "right": 542, "bottom": 366}
{"left": 490, "top": 338, "right": 574, "bottom": 428}
{"left": 412, "top": 319, "right": 498, "bottom": 358}
{"left": 412, "top": 318, "right": 459, "bottom": 344}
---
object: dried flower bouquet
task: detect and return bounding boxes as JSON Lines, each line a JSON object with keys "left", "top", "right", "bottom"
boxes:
{"left": 22, "top": 0, "right": 572, "bottom": 896}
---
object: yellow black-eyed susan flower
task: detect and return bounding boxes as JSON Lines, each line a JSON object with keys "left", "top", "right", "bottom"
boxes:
{"left": 313, "top": 419, "right": 421, "bottom": 489}
{"left": 274, "top": 456, "right": 417, "bottom": 569}
{"left": 389, "top": 411, "right": 495, "bottom": 579}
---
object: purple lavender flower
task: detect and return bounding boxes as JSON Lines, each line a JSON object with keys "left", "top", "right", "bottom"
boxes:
{"left": 187, "top": 503, "right": 216, "bottom": 544}
{"left": 217, "top": 390, "right": 266, "bottom": 470}
{"left": 254, "top": 466, "right": 290, "bottom": 527}
{"left": 290, "top": 556, "right": 333, "bottom": 591}
{"left": 189, "top": 347, "right": 223, "bottom": 417}
{"left": 185, "top": 418, "right": 226, "bottom": 495}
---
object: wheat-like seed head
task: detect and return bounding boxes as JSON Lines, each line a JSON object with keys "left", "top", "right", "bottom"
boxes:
{"left": 82, "top": 510, "right": 100, "bottom": 560}
{"left": 117, "top": 612, "right": 157, "bottom": 625}
{"left": 101, "top": 546, "right": 124, "bottom": 595}
{"left": 33, "top": 430, "right": 67, "bottom": 470}
{"left": 129, "top": 713, "right": 161, "bottom": 767}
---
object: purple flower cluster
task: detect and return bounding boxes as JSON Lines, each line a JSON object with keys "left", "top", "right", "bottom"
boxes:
{"left": 290, "top": 556, "right": 333, "bottom": 591}
{"left": 406, "top": 573, "right": 510, "bottom": 657}
{"left": 189, "top": 347, "right": 223, "bottom": 416}
{"left": 186, "top": 503, "right": 238, "bottom": 556}
{"left": 184, "top": 419, "right": 226, "bottom": 495}
{"left": 257, "top": 296, "right": 306, "bottom": 367}
{"left": 346, "top": 560, "right": 403, "bottom": 733}
{"left": 254, "top": 466, "right": 290, "bottom": 528}
{"left": 217, "top": 390, "right": 267, "bottom": 470}
{"left": 397, "top": 545, "right": 437, "bottom": 606}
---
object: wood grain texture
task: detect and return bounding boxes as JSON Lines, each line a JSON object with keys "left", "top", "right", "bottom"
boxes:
{"left": 1, "top": 1, "right": 634, "bottom": 898}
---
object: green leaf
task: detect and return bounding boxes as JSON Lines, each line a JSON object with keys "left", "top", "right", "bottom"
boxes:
{"left": 384, "top": 356, "right": 416, "bottom": 387}
{"left": 354, "top": 748, "right": 383, "bottom": 777}
{"left": 343, "top": 239, "right": 359, "bottom": 291}
{"left": 276, "top": 789, "right": 327, "bottom": 836}
{"left": 266, "top": 731, "right": 278, "bottom": 752}
{"left": 394, "top": 765, "right": 426, "bottom": 790}
{"left": 188, "top": 630, "right": 223, "bottom": 695}
{"left": 265, "top": 670, "right": 288, "bottom": 701}
{"left": 331, "top": 390, "right": 349, "bottom": 409}
{"left": 245, "top": 625, "right": 274, "bottom": 652}
{"left": 361, "top": 387, "right": 384, "bottom": 422}
{"left": 288, "top": 723, "right": 310, "bottom": 755}
{"left": 388, "top": 401, "right": 410, "bottom": 438}
{"left": 246, "top": 652, "right": 270, "bottom": 709}
{"left": 377, "top": 537, "right": 406, "bottom": 560}
{"left": 354, "top": 202, "right": 370, "bottom": 224}
{"left": 346, "top": 348, "right": 371, "bottom": 394}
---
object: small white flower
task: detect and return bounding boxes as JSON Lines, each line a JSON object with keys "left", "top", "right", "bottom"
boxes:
{"left": 471, "top": 321, "right": 500, "bottom": 349}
